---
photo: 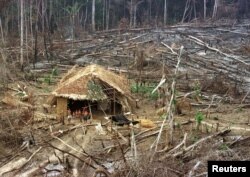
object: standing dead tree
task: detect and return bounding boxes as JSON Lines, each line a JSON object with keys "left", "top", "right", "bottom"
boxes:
{"left": 20, "top": 0, "right": 24, "bottom": 70}
{"left": 164, "top": 0, "right": 168, "bottom": 25}
{"left": 150, "top": 46, "right": 184, "bottom": 160}
{"left": 128, "top": 0, "right": 144, "bottom": 28}
{"left": 204, "top": 0, "right": 206, "bottom": 20}
{"left": 182, "top": 0, "right": 197, "bottom": 23}
{"left": 92, "top": 0, "right": 96, "bottom": 32}
{"left": 212, "top": 0, "right": 220, "bottom": 18}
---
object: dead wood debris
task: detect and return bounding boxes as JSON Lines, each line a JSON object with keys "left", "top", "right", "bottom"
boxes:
{"left": 33, "top": 23, "right": 250, "bottom": 103}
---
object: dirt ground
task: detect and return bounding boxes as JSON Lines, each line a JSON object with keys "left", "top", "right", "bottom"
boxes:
{"left": 1, "top": 82, "right": 250, "bottom": 177}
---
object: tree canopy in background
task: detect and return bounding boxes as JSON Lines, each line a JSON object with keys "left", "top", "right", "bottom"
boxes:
{"left": 0, "top": 0, "right": 249, "bottom": 37}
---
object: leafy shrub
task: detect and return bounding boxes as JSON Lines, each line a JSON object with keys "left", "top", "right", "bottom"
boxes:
{"left": 195, "top": 111, "right": 204, "bottom": 130}
{"left": 195, "top": 111, "right": 204, "bottom": 124}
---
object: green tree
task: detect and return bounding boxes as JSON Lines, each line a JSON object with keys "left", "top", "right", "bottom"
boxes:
{"left": 64, "top": 1, "right": 83, "bottom": 40}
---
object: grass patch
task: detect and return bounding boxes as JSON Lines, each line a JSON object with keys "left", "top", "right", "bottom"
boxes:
{"left": 131, "top": 83, "right": 159, "bottom": 100}
{"left": 43, "top": 67, "right": 59, "bottom": 85}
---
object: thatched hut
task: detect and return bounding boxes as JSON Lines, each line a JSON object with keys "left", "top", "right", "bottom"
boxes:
{"left": 51, "top": 64, "right": 134, "bottom": 118}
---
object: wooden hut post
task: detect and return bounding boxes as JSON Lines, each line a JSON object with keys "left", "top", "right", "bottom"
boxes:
{"left": 88, "top": 102, "right": 93, "bottom": 123}
{"left": 113, "top": 90, "right": 116, "bottom": 115}
{"left": 57, "top": 97, "right": 68, "bottom": 122}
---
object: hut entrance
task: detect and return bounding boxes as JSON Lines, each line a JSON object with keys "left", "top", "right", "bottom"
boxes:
{"left": 67, "top": 100, "right": 98, "bottom": 113}
{"left": 110, "top": 100, "right": 122, "bottom": 115}
{"left": 67, "top": 99, "right": 123, "bottom": 115}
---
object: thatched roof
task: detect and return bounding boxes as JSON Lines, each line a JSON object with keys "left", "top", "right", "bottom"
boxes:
{"left": 52, "top": 64, "right": 132, "bottom": 101}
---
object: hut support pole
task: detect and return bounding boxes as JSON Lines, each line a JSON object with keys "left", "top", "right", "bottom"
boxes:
{"left": 88, "top": 102, "right": 93, "bottom": 123}
{"left": 113, "top": 90, "right": 116, "bottom": 115}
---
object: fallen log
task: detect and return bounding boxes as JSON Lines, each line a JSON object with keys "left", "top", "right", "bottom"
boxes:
{"left": 161, "top": 129, "right": 231, "bottom": 160}
{"left": 0, "top": 147, "right": 42, "bottom": 176}
{"left": 2, "top": 93, "right": 33, "bottom": 108}
{"left": 188, "top": 35, "right": 249, "bottom": 66}
{"left": 49, "top": 39, "right": 92, "bottom": 46}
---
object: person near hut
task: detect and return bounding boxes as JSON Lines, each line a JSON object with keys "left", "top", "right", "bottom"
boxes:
{"left": 76, "top": 110, "right": 81, "bottom": 122}
{"left": 67, "top": 109, "right": 72, "bottom": 124}
{"left": 82, "top": 107, "right": 90, "bottom": 123}
{"left": 72, "top": 111, "right": 76, "bottom": 120}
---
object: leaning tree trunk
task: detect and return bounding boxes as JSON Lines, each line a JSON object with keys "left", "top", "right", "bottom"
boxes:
{"left": 182, "top": 0, "right": 191, "bottom": 23}
{"left": 92, "top": 0, "right": 96, "bottom": 32}
{"left": 20, "top": 0, "right": 24, "bottom": 70}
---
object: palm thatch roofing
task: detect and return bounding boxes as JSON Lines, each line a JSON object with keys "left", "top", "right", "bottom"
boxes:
{"left": 52, "top": 64, "right": 133, "bottom": 107}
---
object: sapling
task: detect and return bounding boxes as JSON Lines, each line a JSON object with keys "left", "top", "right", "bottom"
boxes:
{"left": 195, "top": 111, "right": 204, "bottom": 130}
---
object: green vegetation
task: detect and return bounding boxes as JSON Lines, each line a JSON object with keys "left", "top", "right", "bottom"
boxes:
{"left": 219, "top": 143, "right": 229, "bottom": 151}
{"left": 192, "top": 80, "right": 202, "bottom": 100}
{"left": 64, "top": 2, "right": 83, "bottom": 16}
{"left": 235, "top": 107, "right": 243, "bottom": 113}
{"left": 43, "top": 75, "right": 52, "bottom": 85}
{"left": 195, "top": 111, "right": 204, "bottom": 130}
{"left": 160, "top": 113, "right": 167, "bottom": 120}
{"left": 87, "top": 81, "right": 106, "bottom": 100}
{"left": 176, "top": 122, "right": 181, "bottom": 129}
{"left": 43, "top": 67, "right": 59, "bottom": 85}
{"left": 51, "top": 67, "right": 59, "bottom": 77}
{"left": 131, "top": 83, "right": 159, "bottom": 100}
{"left": 16, "top": 91, "right": 26, "bottom": 97}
